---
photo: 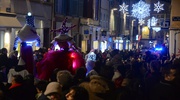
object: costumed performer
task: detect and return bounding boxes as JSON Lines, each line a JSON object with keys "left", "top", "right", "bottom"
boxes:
{"left": 36, "top": 17, "right": 85, "bottom": 80}
{"left": 14, "top": 13, "right": 40, "bottom": 74}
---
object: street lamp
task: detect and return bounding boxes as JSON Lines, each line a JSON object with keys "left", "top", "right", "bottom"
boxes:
{"left": 110, "top": 8, "right": 117, "bottom": 33}
{"left": 131, "top": 19, "right": 135, "bottom": 49}
{"left": 112, "top": 8, "right": 118, "bottom": 11}
{"left": 110, "top": 8, "right": 117, "bottom": 49}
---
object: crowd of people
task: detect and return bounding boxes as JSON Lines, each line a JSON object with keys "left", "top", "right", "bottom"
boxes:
{"left": 0, "top": 47, "right": 180, "bottom": 100}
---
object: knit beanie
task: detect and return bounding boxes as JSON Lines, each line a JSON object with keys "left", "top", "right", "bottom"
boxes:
{"left": 44, "top": 82, "right": 62, "bottom": 95}
{"left": 56, "top": 70, "right": 73, "bottom": 87}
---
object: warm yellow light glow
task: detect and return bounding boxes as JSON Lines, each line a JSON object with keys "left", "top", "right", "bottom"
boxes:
{"left": 110, "top": 8, "right": 117, "bottom": 32}
{"left": 93, "top": 41, "right": 99, "bottom": 49}
{"left": 40, "top": 20, "right": 44, "bottom": 28}
{"left": 17, "top": 42, "right": 21, "bottom": 57}
{"left": 4, "top": 32, "right": 10, "bottom": 53}
{"left": 81, "top": 40, "right": 86, "bottom": 53}
{"left": 119, "top": 43, "right": 123, "bottom": 50}
{"left": 142, "top": 26, "right": 149, "bottom": 33}
{"left": 4, "top": 32, "right": 10, "bottom": 44}
{"left": 112, "top": 8, "right": 118, "bottom": 11}
{"left": 142, "top": 26, "right": 149, "bottom": 39}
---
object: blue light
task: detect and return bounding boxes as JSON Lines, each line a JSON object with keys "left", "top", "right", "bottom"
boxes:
{"left": 26, "top": 41, "right": 34, "bottom": 44}
{"left": 14, "top": 37, "right": 21, "bottom": 48}
{"left": 26, "top": 40, "right": 39, "bottom": 46}
{"left": 155, "top": 48, "right": 162, "bottom": 51}
{"left": 26, "top": 41, "right": 34, "bottom": 46}
{"left": 108, "top": 37, "right": 112, "bottom": 42}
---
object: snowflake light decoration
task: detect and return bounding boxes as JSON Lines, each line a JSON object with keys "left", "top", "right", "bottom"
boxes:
{"left": 147, "top": 17, "right": 158, "bottom": 28}
{"left": 147, "top": 17, "right": 161, "bottom": 32}
{"left": 132, "top": 0, "right": 150, "bottom": 19}
{"left": 154, "top": 1, "right": 164, "bottom": 13}
{"left": 152, "top": 27, "right": 161, "bottom": 32}
{"left": 138, "top": 19, "right": 145, "bottom": 25}
{"left": 119, "top": 2, "right": 129, "bottom": 14}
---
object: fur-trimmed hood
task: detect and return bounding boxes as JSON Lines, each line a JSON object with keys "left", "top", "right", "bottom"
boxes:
{"left": 80, "top": 75, "right": 114, "bottom": 100}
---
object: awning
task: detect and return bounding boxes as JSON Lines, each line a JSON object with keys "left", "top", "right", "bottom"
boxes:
{"left": 0, "top": 16, "right": 22, "bottom": 27}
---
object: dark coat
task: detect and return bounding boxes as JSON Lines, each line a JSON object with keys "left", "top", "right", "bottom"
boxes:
{"left": 7, "top": 84, "right": 27, "bottom": 100}
{"left": 37, "top": 94, "right": 50, "bottom": 100}
{"left": 150, "top": 80, "right": 179, "bottom": 100}
{"left": 0, "top": 54, "right": 9, "bottom": 68}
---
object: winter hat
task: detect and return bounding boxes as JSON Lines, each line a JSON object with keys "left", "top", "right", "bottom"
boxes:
{"left": 17, "top": 24, "right": 39, "bottom": 41}
{"left": 56, "top": 70, "right": 73, "bottom": 87}
{"left": 89, "top": 75, "right": 110, "bottom": 93}
{"left": 18, "top": 57, "right": 26, "bottom": 66}
{"left": 44, "top": 82, "right": 62, "bottom": 95}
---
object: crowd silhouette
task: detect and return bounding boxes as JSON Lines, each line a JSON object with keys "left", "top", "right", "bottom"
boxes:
{"left": 0, "top": 47, "right": 180, "bottom": 100}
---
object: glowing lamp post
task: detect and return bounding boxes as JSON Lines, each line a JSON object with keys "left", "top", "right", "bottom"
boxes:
{"left": 110, "top": 8, "right": 117, "bottom": 33}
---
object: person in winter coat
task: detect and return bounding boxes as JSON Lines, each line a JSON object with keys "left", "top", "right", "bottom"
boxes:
{"left": 66, "top": 86, "right": 89, "bottom": 100}
{"left": 38, "top": 82, "right": 62, "bottom": 100}
{"left": 7, "top": 75, "right": 27, "bottom": 100}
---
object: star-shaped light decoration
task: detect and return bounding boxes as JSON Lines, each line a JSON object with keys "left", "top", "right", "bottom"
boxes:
{"left": 51, "top": 17, "right": 76, "bottom": 34}
{"left": 154, "top": 1, "right": 164, "bottom": 13}
{"left": 51, "top": 17, "right": 76, "bottom": 42}
{"left": 132, "top": 0, "right": 150, "bottom": 20}
{"left": 138, "top": 19, "right": 145, "bottom": 25}
{"left": 119, "top": 2, "right": 129, "bottom": 14}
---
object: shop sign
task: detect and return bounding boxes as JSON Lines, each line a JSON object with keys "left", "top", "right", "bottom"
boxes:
{"left": 172, "top": 16, "right": 180, "bottom": 21}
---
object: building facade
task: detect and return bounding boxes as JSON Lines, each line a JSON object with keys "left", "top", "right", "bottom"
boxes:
{"left": 80, "top": 0, "right": 101, "bottom": 53}
{"left": 2, "top": 0, "right": 172, "bottom": 53}
{"left": 169, "top": 0, "right": 180, "bottom": 56}
{"left": 0, "top": 0, "right": 52, "bottom": 53}
{"left": 99, "top": 0, "right": 110, "bottom": 52}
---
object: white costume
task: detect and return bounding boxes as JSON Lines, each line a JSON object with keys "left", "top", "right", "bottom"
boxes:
{"left": 7, "top": 58, "right": 29, "bottom": 83}
{"left": 86, "top": 52, "right": 96, "bottom": 62}
{"left": 85, "top": 50, "right": 97, "bottom": 75}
